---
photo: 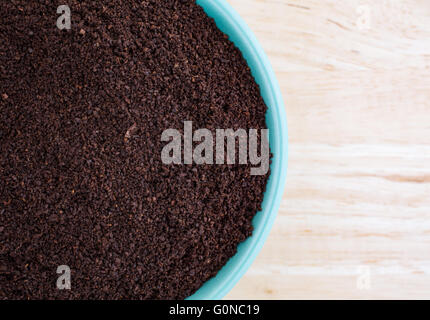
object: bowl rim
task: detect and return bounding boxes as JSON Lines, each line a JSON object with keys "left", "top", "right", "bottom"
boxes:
{"left": 188, "top": 0, "right": 288, "bottom": 300}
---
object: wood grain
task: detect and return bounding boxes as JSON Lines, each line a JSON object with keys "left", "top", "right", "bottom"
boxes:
{"left": 224, "top": 0, "right": 430, "bottom": 300}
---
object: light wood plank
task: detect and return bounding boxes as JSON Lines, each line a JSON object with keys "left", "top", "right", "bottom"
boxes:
{"left": 225, "top": 0, "right": 430, "bottom": 300}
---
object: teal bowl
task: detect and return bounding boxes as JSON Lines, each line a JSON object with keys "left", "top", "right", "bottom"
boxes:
{"left": 188, "top": 0, "right": 288, "bottom": 300}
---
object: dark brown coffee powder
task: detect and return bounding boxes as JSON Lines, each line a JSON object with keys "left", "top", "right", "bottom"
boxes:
{"left": 0, "top": 0, "right": 270, "bottom": 299}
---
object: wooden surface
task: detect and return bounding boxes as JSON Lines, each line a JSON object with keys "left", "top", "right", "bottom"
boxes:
{"left": 224, "top": 0, "right": 430, "bottom": 300}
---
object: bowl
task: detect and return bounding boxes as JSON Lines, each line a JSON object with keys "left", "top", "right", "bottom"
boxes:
{"left": 188, "top": 0, "right": 288, "bottom": 299}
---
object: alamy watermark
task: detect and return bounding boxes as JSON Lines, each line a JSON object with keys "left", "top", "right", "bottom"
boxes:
{"left": 56, "top": 5, "right": 71, "bottom": 30}
{"left": 161, "top": 121, "right": 270, "bottom": 176}
{"left": 356, "top": 265, "right": 371, "bottom": 290}
{"left": 56, "top": 265, "right": 71, "bottom": 290}
{"left": 356, "top": 5, "right": 371, "bottom": 30}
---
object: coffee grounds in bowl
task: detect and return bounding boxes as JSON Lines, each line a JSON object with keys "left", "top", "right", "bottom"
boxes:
{"left": 0, "top": 0, "right": 270, "bottom": 299}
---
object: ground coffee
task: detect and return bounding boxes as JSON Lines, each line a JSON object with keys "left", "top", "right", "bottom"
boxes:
{"left": 0, "top": 0, "right": 270, "bottom": 299}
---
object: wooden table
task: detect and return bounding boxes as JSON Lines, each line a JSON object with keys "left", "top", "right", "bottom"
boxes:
{"left": 225, "top": 0, "right": 430, "bottom": 300}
